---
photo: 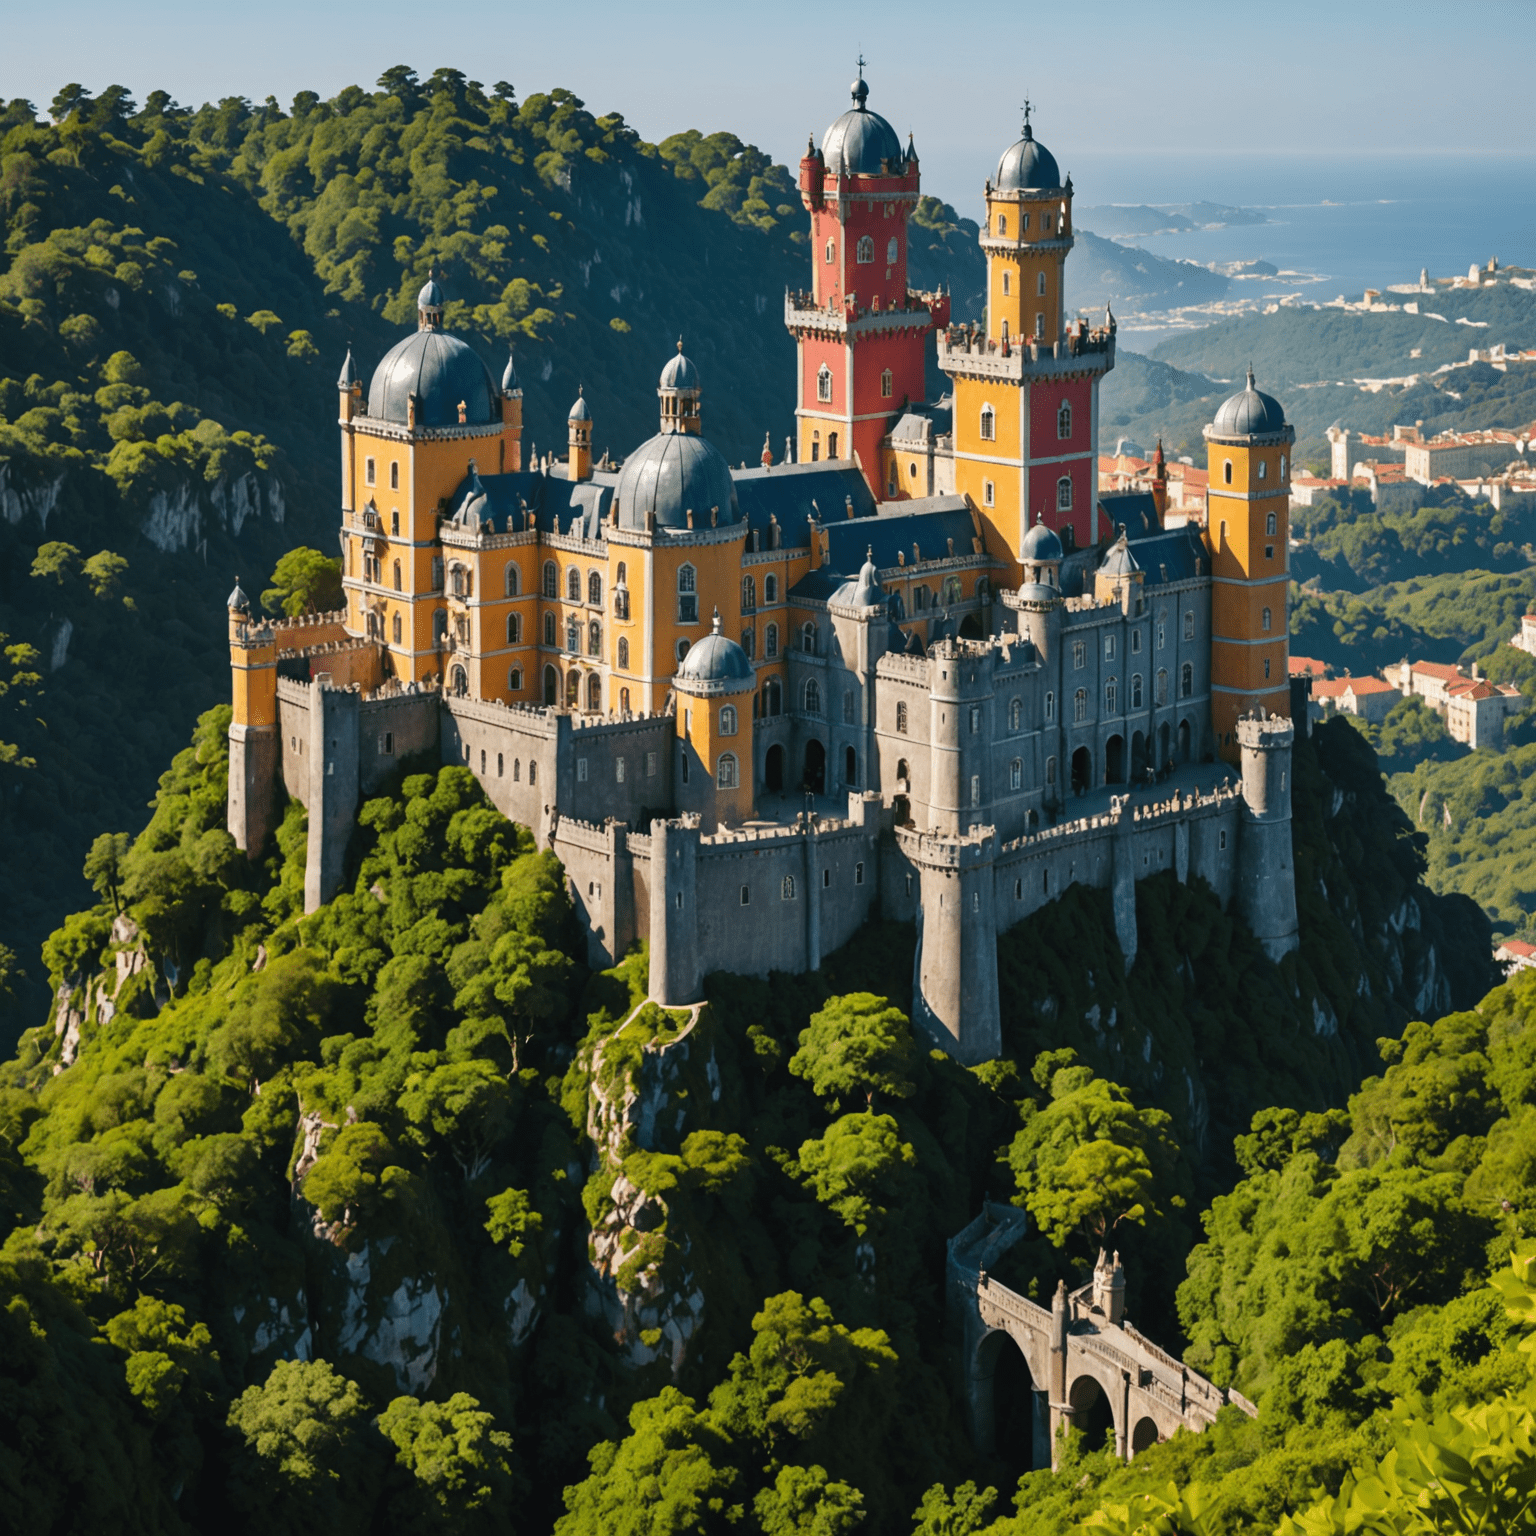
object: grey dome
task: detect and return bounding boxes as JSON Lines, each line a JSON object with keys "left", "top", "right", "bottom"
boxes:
{"left": 1020, "top": 518, "right": 1063, "bottom": 562}
{"left": 835, "top": 548, "right": 884, "bottom": 608}
{"left": 451, "top": 467, "right": 490, "bottom": 527}
{"left": 614, "top": 430, "right": 739, "bottom": 531}
{"left": 821, "top": 75, "right": 904, "bottom": 176}
{"left": 1211, "top": 368, "right": 1288, "bottom": 437}
{"left": 1099, "top": 536, "right": 1140, "bottom": 578}
{"left": 995, "top": 125, "right": 1062, "bottom": 193}
{"left": 678, "top": 612, "right": 754, "bottom": 684}
{"left": 418, "top": 275, "right": 445, "bottom": 310}
{"left": 367, "top": 330, "right": 499, "bottom": 428}
{"left": 1015, "top": 580, "right": 1059, "bottom": 605}
{"left": 569, "top": 391, "right": 591, "bottom": 422}
{"left": 660, "top": 346, "right": 700, "bottom": 391}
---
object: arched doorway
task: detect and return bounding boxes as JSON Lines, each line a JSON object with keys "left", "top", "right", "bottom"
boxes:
{"left": 979, "top": 1332, "right": 1045, "bottom": 1484}
{"left": 803, "top": 739, "right": 826, "bottom": 794}
{"left": 844, "top": 746, "right": 857, "bottom": 786}
{"left": 1105, "top": 733, "right": 1126, "bottom": 783}
{"left": 1068, "top": 1373, "right": 1117, "bottom": 1457}
{"left": 765, "top": 744, "right": 784, "bottom": 793}
{"left": 1158, "top": 722, "right": 1170, "bottom": 770}
{"left": 587, "top": 673, "right": 602, "bottom": 713}
{"left": 1177, "top": 718, "right": 1191, "bottom": 764}
{"left": 893, "top": 794, "right": 911, "bottom": 825}
{"left": 543, "top": 665, "right": 558, "bottom": 706}
{"left": 764, "top": 678, "right": 782, "bottom": 717}
{"left": 1131, "top": 1417, "right": 1160, "bottom": 1457}
{"left": 959, "top": 612, "right": 983, "bottom": 640}
{"left": 566, "top": 671, "right": 580, "bottom": 709}
{"left": 1071, "top": 746, "right": 1092, "bottom": 796}
{"left": 1130, "top": 730, "right": 1148, "bottom": 782}
{"left": 450, "top": 665, "right": 468, "bottom": 697}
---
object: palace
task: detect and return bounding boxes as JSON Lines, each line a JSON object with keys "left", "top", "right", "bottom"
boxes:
{"left": 226, "top": 73, "right": 1299, "bottom": 1062}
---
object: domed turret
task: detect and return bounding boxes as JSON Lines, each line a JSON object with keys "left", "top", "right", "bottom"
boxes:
{"left": 614, "top": 429, "right": 738, "bottom": 531}
{"left": 417, "top": 270, "right": 445, "bottom": 330}
{"left": 820, "top": 66, "right": 905, "bottom": 176}
{"left": 1210, "top": 367, "right": 1288, "bottom": 439}
{"left": 568, "top": 388, "right": 593, "bottom": 481}
{"left": 227, "top": 576, "right": 250, "bottom": 614}
{"left": 994, "top": 107, "right": 1062, "bottom": 194}
{"left": 367, "top": 329, "right": 499, "bottom": 430}
{"left": 658, "top": 339, "right": 702, "bottom": 434}
{"left": 677, "top": 610, "right": 754, "bottom": 690}
{"left": 833, "top": 547, "right": 885, "bottom": 609}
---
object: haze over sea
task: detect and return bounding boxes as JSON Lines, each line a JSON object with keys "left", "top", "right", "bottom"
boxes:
{"left": 1060, "top": 152, "right": 1536, "bottom": 355}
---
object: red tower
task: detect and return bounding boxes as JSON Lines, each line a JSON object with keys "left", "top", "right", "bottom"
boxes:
{"left": 786, "top": 67, "right": 948, "bottom": 499}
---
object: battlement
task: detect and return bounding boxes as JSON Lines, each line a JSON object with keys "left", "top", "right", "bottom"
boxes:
{"left": 896, "top": 822, "right": 996, "bottom": 867}
{"left": 445, "top": 693, "right": 560, "bottom": 732}
{"left": 875, "top": 651, "right": 932, "bottom": 684}
{"left": 1236, "top": 712, "right": 1295, "bottom": 747}
{"left": 938, "top": 320, "right": 1114, "bottom": 382}
{"left": 551, "top": 814, "right": 622, "bottom": 853}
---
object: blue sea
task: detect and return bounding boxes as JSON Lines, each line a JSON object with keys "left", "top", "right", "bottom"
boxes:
{"left": 1052, "top": 152, "right": 1536, "bottom": 354}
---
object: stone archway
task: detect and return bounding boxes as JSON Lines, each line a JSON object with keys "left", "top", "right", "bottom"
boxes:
{"left": 1131, "top": 1416, "right": 1160, "bottom": 1456}
{"left": 450, "top": 665, "right": 468, "bottom": 697}
{"left": 1105, "top": 733, "right": 1126, "bottom": 784}
{"left": 1131, "top": 730, "right": 1148, "bottom": 782}
{"left": 1177, "top": 718, "right": 1191, "bottom": 763}
{"left": 1158, "top": 722, "right": 1170, "bottom": 770}
{"left": 543, "top": 665, "right": 558, "bottom": 706}
{"left": 959, "top": 612, "right": 983, "bottom": 640}
{"left": 765, "top": 744, "right": 784, "bottom": 794}
{"left": 1071, "top": 746, "right": 1092, "bottom": 795}
{"left": 1067, "top": 1369, "right": 1120, "bottom": 1457}
{"left": 803, "top": 739, "right": 826, "bottom": 794}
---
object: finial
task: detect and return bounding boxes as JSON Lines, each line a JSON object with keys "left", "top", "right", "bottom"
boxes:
{"left": 1246, "top": 363, "right": 1256, "bottom": 390}
{"left": 1022, "top": 96, "right": 1033, "bottom": 139}
{"left": 852, "top": 57, "right": 869, "bottom": 106}
{"left": 676, "top": 335, "right": 684, "bottom": 354}
{"left": 710, "top": 606, "right": 721, "bottom": 635}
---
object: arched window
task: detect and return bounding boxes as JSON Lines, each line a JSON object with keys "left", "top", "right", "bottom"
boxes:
{"left": 542, "top": 561, "right": 557, "bottom": 599}
{"left": 1009, "top": 698, "right": 1022, "bottom": 732}
{"left": 1156, "top": 669, "right": 1167, "bottom": 706}
{"left": 825, "top": 238, "right": 835, "bottom": 264}
{"left": 1045, "top": 690, "right": 1054, "bottom": 720}
{"left": 392, "top": 613, "right": 402, "bottom": 644}
{"left": 543, "top": 612, "right": 556, "bottom": 646}
{"left": 1180, "top": 662, "right": 1193, "bottom": 698}
{"left": 980, "top": 404, "right": 996, "bottom": 441}
{"left": 620, "top": 687, "right": 630, "bottom": 713}
{"left": 804, "top": 679, "right": 822, "bottom": 714}
{"left": 801, "top": 621, "right": 817, "bottom": 654}
{"left": 1073, "top": 687, "right": 1088, "bottom": 722}
{"left": 1057, "top": 401, "right": 1072, "bottom": 440}
{"left": 505, "top": 667, "right": 520, "bottom": 693}
{"left": 1105, "top": 677, "right": 1118, "bottom": 714}
{"left": 781, "top": 874, "right": 795, "bottom": 900}
{"left": 817, "top": 365, "right": 833, "bottom": 403}
{"left": 450, "top": 665, "right": 467, "bottom": 696}
{"left": 741, "top": 628, "right": 755, "bottom": 659}
{"left": 677, "top": 563, "right": 698, "bottom": 623}
{"left": 566, "top": 615, "right": 580, "bottom": 652}
{"left": 1057, "top": 475, "right": 1073, "bottom": 511}
{"left": 1280, "top": 455, "right": 1288, "bottom": 479}
{"left": 588, "top": 674, "right": 602, "bottom": 712}
{"left": 765, "top": 574, "right": 778, "bottom": 604}
{"left": 1258, "top": 460, "right": 1267, "bottom": 481}
{"left": 742, "top": 575, "right": 756, "bottom": 611}
{"left": 1266, "top": 511, "right": 1278, "bottom": 535}
{"left": 942, "top": 576, "right": 962, "bottom": 605}
{"left": 811, "top": 430, "right": 821, "bottom": 461}
{"left": 977, "top": 577, "right": 990, "bottom": 603}
{"left": 1223, "top": 460, "right": 1233, "bottom": 485}
{"left": 764, "top": 677, "right": 782, "bottom": 716}
{"left": 886, "top": 236, "right": 897, "bottom": 264}
{"left": 1034, "top": 311, "right": 1045, "bottom": 338}
{"left": 566, "top": 566, "right": 581, "bottom": 601}
{"left": 880, "top": 368, "right": 892, "bottom": 399}
{"left": 1002, "top": 272, "right": 1011, "bottom": 297}
{"left": 392, "top": 559, "right": 402, "bottom": 591}
{"left": 433, "top": 608, "right": 447, "bottom": 645}
{"left": 1010, "top": 758, "right": 1022, "bottom": 790}
{"left": 505, "top": 564, "right": 519, "bottom": 596}
{"left": 676, "top": 638, "right": 691, "bottom": 664}
{"left": 897, "top": 699, "right": 908, "bottom": 734}
{"left": 390, "top": 461, "right": 399, "bottom": 490}
{"left": 588, "top": 570, "right": 602, "bottom": 606}
{"left": 507, "top": 613, "right": 522, "bottom": 644}
{"left": 828, "top": 431, "right": 838, "bottom": 458}
{"left": 614, "top": 586, "right": 629, "bottom": 620}
{"left": 856, "top": 235, "right": 874, "bottom": 263}
{"left": 1261, "top": 607, "right": 1272, "bottom": 632}
{"left": 565, "top": 670, "right": 580, "bottom": 707}
{"left": 617, "top": 636, "right": 630, "bottom": 669}
{"left": 997, "top": 213, "right": 1007, "bottom": 236}
{"left": 914, "top": 585, "right": 930, "bottom": 612}
{"left": 766, "top": 623, "right": 779, "bottom": 658}
{"left": 1038, "top": 270, "right": 1047, "bottom": 296}
{"left": 717, "top": 752, "right": 739, "bottom": 788}
{"left": 720, "top": 705, "right": 737, "bottom": 736}
{"left": 842, "top": 691, "right": 855, "bottom": 724}
{"left": 451, "top": 565, "right": 465, "bottom": 597}
{"left": 1131, "top": 674, "right": 1143, "bottom": 709}
{"left": 391, "top": 510, "right": 399, "bottom": 535}
{"left": 543, "top": 665, "right": 558, "bottom": 705}
{"left": 588, "top": 619, "right": 601, "bottom": 656}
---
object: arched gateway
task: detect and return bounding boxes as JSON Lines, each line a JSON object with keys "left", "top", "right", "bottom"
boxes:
{"left": 948, "top": 1204, "right": 1255, "bottom": 1469}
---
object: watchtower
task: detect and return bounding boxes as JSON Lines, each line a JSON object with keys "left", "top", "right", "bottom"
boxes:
{"left": 1236, "top": 713, "right": 1299, "bottom": 960}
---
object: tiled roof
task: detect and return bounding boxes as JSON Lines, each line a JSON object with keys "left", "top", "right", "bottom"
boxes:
{"left": 1289, "top": 656, "right": 1327, "bottom": 677}
{"left": 446, "top": 469, "right": 614, "bottom": 538}
{"left": 1345, "top": 677, "right": 1398, "bottom": 695}
{"left": 1412, "top": 661, "right": 1463, "bottom": 682}
{"left": 829, "top": 497, "right": 982, "bottom": 574}
{"left": 1311, "top": 677, "right": 1350, "bottom": 698}
{"left": 733, "top": 463, "right": 879, "bottom": 548}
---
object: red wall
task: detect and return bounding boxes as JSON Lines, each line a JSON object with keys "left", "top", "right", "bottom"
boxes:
{"left": 1028, "top": 377, "right": 1092, "bottom": 454}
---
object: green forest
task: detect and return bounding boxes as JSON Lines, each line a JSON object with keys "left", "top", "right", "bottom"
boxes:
{"left": 3, "top": 690, "right": 1530, "bottom": 1534}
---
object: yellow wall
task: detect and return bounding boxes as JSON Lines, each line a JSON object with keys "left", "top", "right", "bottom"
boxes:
{"left": 677, "top": 683, "right": 755, "bottom": 827}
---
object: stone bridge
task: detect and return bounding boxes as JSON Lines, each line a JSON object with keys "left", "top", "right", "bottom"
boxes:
{"left": 948, "top": 1203, "right": 1255, "bottom": 1469}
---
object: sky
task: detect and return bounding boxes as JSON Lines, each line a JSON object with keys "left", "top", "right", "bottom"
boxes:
{"left": 3, "top": 0, "right": 1532, "bottom": 212}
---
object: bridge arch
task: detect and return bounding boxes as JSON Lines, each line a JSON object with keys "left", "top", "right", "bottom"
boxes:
{"left": 973, "top": 1326, "right": 1050, "bottom": 1476}
{"left": 1067, "top": 1365, "right": 1122, "bottom": 1456}
{"left": 1130, "top": 1415, "right": 1160, "bottom": 1456}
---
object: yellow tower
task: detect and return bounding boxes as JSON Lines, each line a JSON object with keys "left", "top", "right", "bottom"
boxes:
{"left": 1203, "top": 368, "right": 1294, "bottom": 760}
{"left": 672, "top": 610, "right": 756, "bottom": 831}
{"left": 567, "top": 389, "right": 592, "bottom": 480}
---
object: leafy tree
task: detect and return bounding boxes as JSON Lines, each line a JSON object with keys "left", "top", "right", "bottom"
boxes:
{"left": 301, "top": 1121, "right": 395, "bottom": 1226}
{"left": 1008, "top": 1052, "right": 1183, "bottom": 1254}
{"left": 484, "top": 1186, "right": 542, "bottom": 1255}
{"left": 1376, "top": 695, "right": 1456, "bottom": 770}
{"left": 226, "top": 1358, "right": 379, "bottom": 1535}
{"left": 754, "top": 1464, "right": 864, "bottom": 1536}
{"left": 30, "top": 541, "right": 82, "bottom": 585}
{"left": 83, "top": 832, "right": 132, "bottom": 912}
{"left": 82, "top": 551, "right": 129, "bottom": 601}
{"left": 376, "top": 1392, "right": 514, "bottom": 1534}
{"left": 399, "top": 1060, "right": 514, "bottom": 1180}
{"left": 261, "top": 546, "right": 343, "bottom": 617}
{"left": 788, "top": 993, "right": 918, "bottom": 1110}
{"left": 104, "top": 1295, "right": 217, "bottom": 1418}
{"left": 794, "top": 1113, "right": 916, "bottom": 1235}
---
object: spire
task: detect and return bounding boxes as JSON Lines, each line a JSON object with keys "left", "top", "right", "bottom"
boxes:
{"left": 501, "top": 344, "right": 520, "bottom": 394}
{"left": 336, "top": 347, "right": 358, "bottom": 391}
{"left": 906, "top": 130, "right": 917, "bottom": 163}
{"left": 710, "top": 606, "right": 722, "bottom": 635}
{"left": 1021, "top": 96, "right": 1033, "bottom": 141}
{"left": 851, "top": 56, "right": 869, "bottom": 108}
{"left": 227, "top": 576, "right": 250, "bottom": 613}
{"left": 1246, "top": 363, "right": 1257, "bottom": 391}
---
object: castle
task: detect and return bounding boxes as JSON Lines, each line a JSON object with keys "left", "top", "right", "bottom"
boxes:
{"left": 226, "top": 74, "right": 1300, "bottom": 1063}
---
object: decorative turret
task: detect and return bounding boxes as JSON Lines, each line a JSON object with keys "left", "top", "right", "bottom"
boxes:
{"left": 1150, "top": 438, "right": 1167, "bottom": 523}
{"left": 417, "top": 267, "right": 445, "bottom": 331}
{"left": 672, "top": 609, "right": 755, "bottom": 831}
{"left": 1094, "top": 527, "right": 1144, "bottom": 613}
{"left": 568, "top": 388, "right": 592, "bottom": 481}
{"left": 501, "top": 346, "right": 523, "bottom": 472}
{"left": 337, "top": 348, "right": 361, "bottom": 424}
{"left": 658, "top": 340, "right": 702, "bottom": 435}
{"left": 1092, "top": 1248, "right": 1126, "bottom": 1325}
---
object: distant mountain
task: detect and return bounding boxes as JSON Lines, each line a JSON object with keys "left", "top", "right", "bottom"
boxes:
{"left": 1067, "top": 231, "right": 1229, "bottom": 314}
{"left": 1077, "top": 200, "right": 1268, "bottom": 239}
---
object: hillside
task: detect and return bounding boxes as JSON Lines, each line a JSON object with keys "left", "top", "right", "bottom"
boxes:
{"left": 0, "top": 699, "right": 1500, "bottom": 1534}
